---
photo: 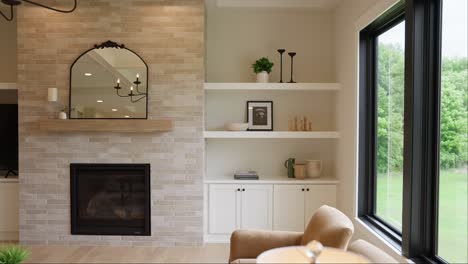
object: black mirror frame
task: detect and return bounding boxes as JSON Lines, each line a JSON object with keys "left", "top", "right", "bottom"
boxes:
{"left": 69, "top": 40, "right": 149, "bottom": 119}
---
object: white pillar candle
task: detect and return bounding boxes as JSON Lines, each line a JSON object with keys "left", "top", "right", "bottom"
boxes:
{"left": 48, "top": 88, "right": 58, "bottom": 102}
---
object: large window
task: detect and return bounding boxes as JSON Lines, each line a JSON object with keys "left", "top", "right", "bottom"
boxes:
{"left": 358, "top": 2, "right": 405, "bottom": 246}
{"left": 437, "top": 0, "right": 467, "bottom": 262}
{"left": 360, "top": 0, "right": 467, "bottom": 262}
{"left": 375, "top": 21, "right": 405, "bottom": 231}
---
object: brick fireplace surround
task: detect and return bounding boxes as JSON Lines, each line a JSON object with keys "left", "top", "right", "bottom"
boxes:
{"left": 17, "top": 0, "right": 204, "bottom": 246}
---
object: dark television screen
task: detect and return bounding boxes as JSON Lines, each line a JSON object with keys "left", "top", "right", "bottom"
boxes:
{"left": 0, "top": 104, "right": 18, "bottom": 175}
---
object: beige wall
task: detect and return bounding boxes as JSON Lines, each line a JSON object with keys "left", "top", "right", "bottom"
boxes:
{"left": 206, "top": 0, "right": 335, "bottom": 83}
{"left": 0, "top": 14, "right": 17, "bottom": 83}
{"left": 333, "top": 0, "right": 409, "bottom": 262}
{"left": 17, "top": 0, "right": 204, "bottom": 246}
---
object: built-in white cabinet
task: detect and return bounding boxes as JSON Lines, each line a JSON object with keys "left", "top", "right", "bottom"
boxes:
{"left": 304, "top": 185, "right": 337, "bottom": 224}
{"left": 205, "top": 181, "right": 337, "bottom": 242}
{"left": 208, "top": 184, "right": 240, "bottom": 234}
{"left": 241, "top": 185, "right": 273, "bottom": 230}
{"left": 273, "top": 184, "right": 336, "bottom": 232}
{"left": 208, "top": 184, "right": 273, "bottom": 236}
{"left": 0, "top": 180, "right": 19, "bottom": 241}
{"left": 273, "top": 185, "right": 306, "bottom": 232}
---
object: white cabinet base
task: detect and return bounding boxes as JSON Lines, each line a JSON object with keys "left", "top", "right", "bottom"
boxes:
{"left": 205, "top": 182, "right": 337, "bottom": 243}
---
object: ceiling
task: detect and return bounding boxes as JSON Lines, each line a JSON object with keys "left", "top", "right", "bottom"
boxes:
{"left": 215, "top": 0, "right": 343, "bottom": 9}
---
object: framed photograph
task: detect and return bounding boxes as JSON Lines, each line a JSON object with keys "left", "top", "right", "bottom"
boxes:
{"left": 247, "top": 101, "right": 273, "bottom": 131}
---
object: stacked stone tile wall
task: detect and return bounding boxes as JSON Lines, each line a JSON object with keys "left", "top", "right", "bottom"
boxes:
{"left": 17, "top": 0, "right": 204, "bottom": 246}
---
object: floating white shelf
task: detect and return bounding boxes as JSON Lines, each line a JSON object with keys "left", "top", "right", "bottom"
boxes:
{"left": 204, "top": 82, "right": 341, "bottom": 91}
{"left": 204, "top": 176, "right": 339, "bottom": 184}
{"left": 203, "top": 131, "right": 340, "bottom": 139}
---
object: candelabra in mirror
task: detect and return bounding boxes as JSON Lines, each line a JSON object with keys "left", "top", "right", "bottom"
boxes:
{"left": 114, "top": 74, "right": 147, "bottom": 103}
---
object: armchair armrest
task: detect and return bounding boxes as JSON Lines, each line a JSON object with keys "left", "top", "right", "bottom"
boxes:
{"left": 229, "top": 230, "right": 303, "bottom": 263}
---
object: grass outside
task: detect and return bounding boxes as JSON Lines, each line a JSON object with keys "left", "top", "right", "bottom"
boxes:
{"left": 376, "top": 169, "right": 467, "bottom": 263}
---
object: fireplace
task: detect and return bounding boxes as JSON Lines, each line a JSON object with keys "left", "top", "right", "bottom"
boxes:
{"left": 70, "top": 164, "right": 151, "bottom": 236}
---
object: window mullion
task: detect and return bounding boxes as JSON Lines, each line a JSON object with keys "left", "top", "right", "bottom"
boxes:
{"left": 402, "top": 0, "right": 442, "bottom": 259}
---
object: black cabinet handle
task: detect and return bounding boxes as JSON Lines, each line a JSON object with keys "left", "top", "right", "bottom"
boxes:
{"left": 307, "top": 188, "right": 310, "bottom": 192}
{"left": 302, "top": 188, "right": 305, "bottom": 192}
{"left": 237, "top": 188, "right": 241, "bottom": 191}
{"left": 242, "top": 188, "right": 245, "bottom": 192}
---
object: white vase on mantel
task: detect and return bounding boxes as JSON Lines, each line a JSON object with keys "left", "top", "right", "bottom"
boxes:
{"left": 58, "top": 111, "right": 68, "bottom": 120}
{"left": 256, "top": 71, "right": 269, "bottom": 83}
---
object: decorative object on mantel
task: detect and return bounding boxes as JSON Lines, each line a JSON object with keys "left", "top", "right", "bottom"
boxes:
{"left": 225, "top": 122, "right": 249, "bottom": 131}
{"left": 306, "top": 160, "right": 323, "bottom": 178}
{"left": 252, "top": 57, "right": 274, "bottom": 83}
{"left": 247, "top": 101, "right": 273, "bottom": 131}
{"left": 47, "top": 88, "right": 68, "bottom": 119}
{"left": 288, "top": 52, "right": 297, "bottom": 83}
{"left": 234, "top": 171, "right": 259, "bottom": 180}
{"left": 288, "top": 116, "right": 313, "bottom": 131}
{"left": 277, "top": 49, "right": 286, "bottom": 83}
{"left": 70, "top": 40, "right": 148, "bottom": 119}
{"left": 284, "top": 158, "right": 295, "bottom": 178}
{"left": 0, "top": 0, "right": 77, "bottom": 21}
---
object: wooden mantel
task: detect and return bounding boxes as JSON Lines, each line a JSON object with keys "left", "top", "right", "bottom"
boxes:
{"left": 39, "top": 119, "right": 173, "bottom": 133}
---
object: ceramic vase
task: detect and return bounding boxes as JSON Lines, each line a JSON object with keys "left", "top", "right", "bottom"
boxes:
{"left": 58, "top": 111, "right": 68, "bottom": 120}
{"left": 306, "top": 160, "right": 323, "bottom": 178}
{"left": 256, "top": 71, "right": 269, "bottom": 83}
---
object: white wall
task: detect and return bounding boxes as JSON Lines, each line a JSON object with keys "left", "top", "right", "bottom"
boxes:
{"left": 333, "top": 0, "right": 410, "bottom": 262}
{"left": 205, "top": 0, "right": 335, "bottom": 83}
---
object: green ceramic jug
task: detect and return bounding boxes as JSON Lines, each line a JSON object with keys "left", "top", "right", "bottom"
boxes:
{"left": 284, "top": 158, "right": 295, "bottom": 178}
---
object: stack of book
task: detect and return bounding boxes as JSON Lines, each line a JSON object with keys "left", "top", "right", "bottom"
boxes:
{"left": 234, "top": 171, "right": 259, "bottom": 180}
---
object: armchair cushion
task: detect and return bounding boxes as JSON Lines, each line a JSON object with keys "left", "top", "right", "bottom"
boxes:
{"left": 229, "top": 230, "right": 303, "bottom": 263}
{"left": 348, "top": 239, "right": 398, "bottom": 263}
{"left": 301, "top": 205, "right": 354, "bottom": 249}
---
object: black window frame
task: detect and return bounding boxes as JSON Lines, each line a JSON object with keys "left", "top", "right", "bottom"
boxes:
{"left": 359, "top": 0, "right": 448, "bottom": 262}
{"left": 358, "top": 1, "right": 406, "bottom": 250}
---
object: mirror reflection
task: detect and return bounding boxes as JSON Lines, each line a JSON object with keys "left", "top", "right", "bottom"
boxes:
{"left": 70, "top": 43, "right": 148, "bottom": 119}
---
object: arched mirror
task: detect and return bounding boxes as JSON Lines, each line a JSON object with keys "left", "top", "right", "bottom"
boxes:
{"left": 70, "top": 41, "right": 148, "bottom": 119}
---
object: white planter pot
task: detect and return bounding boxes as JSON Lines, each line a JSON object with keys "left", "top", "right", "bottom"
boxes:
{"left": 256, "top": 71, "right": 269, "bottom": 83}
{"left": 58, "top": 111, "right": 68, "bottom": 120}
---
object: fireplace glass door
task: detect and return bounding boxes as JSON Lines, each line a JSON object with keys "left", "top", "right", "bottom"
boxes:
{"left": 71, "top": 164, "right": 150, "bottom": 236}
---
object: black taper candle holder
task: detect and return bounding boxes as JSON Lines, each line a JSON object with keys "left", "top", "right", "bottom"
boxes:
{"left": 277, "top": 49, "right": 286, "bottom": 83}
{"left": 288, "top": 52, "right": 297, "bottom": 83}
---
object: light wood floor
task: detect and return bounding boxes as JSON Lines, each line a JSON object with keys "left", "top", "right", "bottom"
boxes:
{"left": 1, "top": 243, "right": 230, "bottom": 263}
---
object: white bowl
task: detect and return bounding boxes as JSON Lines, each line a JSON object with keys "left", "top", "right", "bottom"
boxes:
{"left": 225, "top": 123, "right": 249, "bottom": 131}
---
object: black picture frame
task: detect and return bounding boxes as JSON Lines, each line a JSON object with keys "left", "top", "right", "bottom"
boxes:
{"left": 69, "top": 40, "right": 149, "bottom": 120}
{"left": 246, "top": 101, "right": 273, "bottom": 131}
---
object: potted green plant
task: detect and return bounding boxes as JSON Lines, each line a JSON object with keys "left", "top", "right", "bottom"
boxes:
{"left": 0, "top": 245, "right": 30, "bottom": 264}
{"left": 252, "top": 57, "right": 274, "bottom": 83}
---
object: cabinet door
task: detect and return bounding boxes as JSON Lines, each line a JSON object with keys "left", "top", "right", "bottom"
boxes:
{"left": 241, "top": 185, "right": 273, "bottom": 230}
{"left": 304, "top": 185, "right": 337, "bottom": 225}
{"left": 0, "top": 182, "right": 19, "bottom": 233}
{"left": 273, "top": 185, "right": 305, "bottom": 232}
{"left": 208, "top": 184, "right": 241, "bottom": 234}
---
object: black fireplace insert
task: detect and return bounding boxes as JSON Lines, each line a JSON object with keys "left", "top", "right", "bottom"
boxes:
{"left": 70, "top": 164, "right": 151, "bottom": 236}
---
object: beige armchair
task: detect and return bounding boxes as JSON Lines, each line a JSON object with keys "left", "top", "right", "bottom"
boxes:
{"left": 229, "top": 205, "right": 354, "bottom": 263}
{"left": 348, "top": 239, "right": 399, "bottom": 263}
